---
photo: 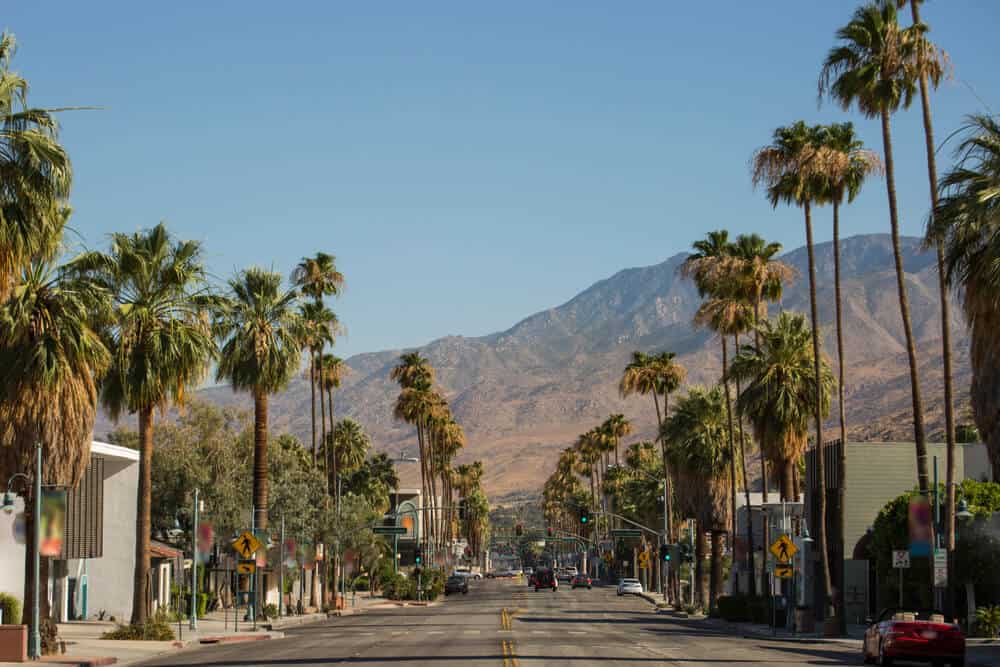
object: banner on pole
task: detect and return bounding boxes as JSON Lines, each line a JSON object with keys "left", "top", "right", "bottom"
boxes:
{"left": 908, "top": 497, "right": 932, "bottom": 557}
{"left": 40, "top": 489, "right": 67, "bottom": 557}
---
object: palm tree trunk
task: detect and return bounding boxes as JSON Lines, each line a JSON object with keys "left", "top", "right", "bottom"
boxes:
{"left": 804, "top": 199, "right": 834, "bottom": 622}
{"left": 880, "top": 107, "right": 930, "bottom": 492}
{"left": 131, "top": 406, "right": 154, "bottom": 624}
{"left": 253, "top": 389, "right": 270, "bottom": 532}
{"left": 753, "top": 299, "right": 769, "bottom": 504}
{"left": 722, "top": 337, "right": 738, "bottom": 578}
{"left": 780, "top": 459, "right": 795, "bottom": 504}
{"left": 695, "top": 528, "right": 709, "bottom": 610}
{"left": 907, "top": 0, "right": 958, "bottom": 607}
{"left": 710, "top": 530, "right": 725, "bottom": 611}
{"left": 318, "top": 359, "right": 327, "bottom": 476}
{"left": 735, "top": 372, "right": 756, "bottom": 597}
{"left": 309, "top": 348, "right": 317, "bottom": 465}
{"left": 833, "top": 199, "right": 849, "bottom": 635}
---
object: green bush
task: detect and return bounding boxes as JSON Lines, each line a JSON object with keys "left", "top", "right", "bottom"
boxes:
{"left": 262, "top": 604, "right": 279, "bottom": 619}
{"left": 716, "top": 595, "right": 752, "bottom": 622}
{"left": 352, "top": 577, "right": 369, "bottom": 592}
{"left": 0, "top": 592, "right": 22, "bottom": 625}
{"left": 101, "top": 611, "right": 176, "bottom": 641}
{"left": 976, "top": 605, "right": 1000, "bottom": 638}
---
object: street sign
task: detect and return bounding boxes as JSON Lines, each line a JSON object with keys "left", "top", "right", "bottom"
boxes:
{"left": 610, "top": 529, "right": 642, "bottom": 538}
{"left": 769, "top": 534, "right": 797, "bottom": 562}
{"left": 774, "top": 563, "right": 793, "bottom": 579}
{"left": 374, "top": 526, "right": 408, "bottom": 535}
{"left": 232, "top": 531, "right": 261, "bottom": 559}
{"left": 933, "top": 548, "right": 947, "bottom": 587}
{"left": 892, "top": 550, "right": 911, "bottom": 569}
{"left": 236, "top": 561, "right": 256, "bottom": 575}
{"left": 638, "top": 551, "right": 649, "bottom": 568}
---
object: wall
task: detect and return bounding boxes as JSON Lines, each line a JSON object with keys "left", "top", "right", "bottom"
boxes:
{"left": 67, "top": 451, "right": 138, "bottom": 621}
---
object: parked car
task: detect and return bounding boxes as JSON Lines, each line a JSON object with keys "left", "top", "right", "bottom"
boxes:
{"left": 616, "top": 578, "right": 643, "bottom": 596}
{"left": 557, "top": 569, "right": 574, "bottom": 582}
{"left": 570, "top": 574, "right": 592, "bottom": 589}
{"left": 452, "top": 568, "right": 482, "bottom": 580}
{"left": 527, "top": 572, "right": 537, "bottom": 587}
{"left": 534, "top": 568, "right": 558, "bottom": 592}
{"left": 862, "top": 608, "right": 965, "bottom": 667}
{"left": 444, "top": 576, "right": 469, "bottom": 595}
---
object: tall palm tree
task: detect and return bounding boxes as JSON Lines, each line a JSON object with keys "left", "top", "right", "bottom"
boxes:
{"left": 299, "top": 301, "right": 338, "bottom": 464}
{"left": 215, "top": 268, "right": 302, "bottom": 535}
{"left": 818, "top": 121, "right": 882, "bottom": 633}
{"left": 0, "top": 256, "right": 110, "bottom": 637}
{"left": 692, "top": 283, "right": 755, "bottom": 594}
{"left": 69, "top": 223, "right": 217, "bottom": 623}
{"left": 727, "top": 233, "right": 795, "bottom": 507}
{"left": 319, "top": 353, "right": 349, "bottom": 486}
{"left": 291, "top": 253, "right": 344, "bottom": 465}
{"left": 927, "top": 114, "right": 1000, "bottom": 483}
{"left": 662, "top": 386, "right": 731, "bottom": 611}
{"left": 324, "top": 416, "right": 370, "bottom": 599}
{"left": 393, "top": 379, "right": 438, "bottom": 547}
{"left": 820, "top": 0, "right": 943, "bottom": 494}
{"left": 897, "top": 0, "right": 959, "bottom": 585}
{"left": 752, "top": 119, "right": 839, "bottom": 620}
{"left": 0, "top": 33, "right": 73, "bottom": 301}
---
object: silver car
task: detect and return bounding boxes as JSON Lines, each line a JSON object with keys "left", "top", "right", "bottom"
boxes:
{"left": 616, "top": 578, "right": 643, "bottom": 596}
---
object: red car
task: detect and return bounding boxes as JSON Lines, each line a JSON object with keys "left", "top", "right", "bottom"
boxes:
{"left": 534, "top": 569, "right": 558, "bottom": 591}
{"left": 570, "top": 574, "right": 592, "bottom": 589}
{"left": 862, "top": 608, "right": 965, "bottom": 667}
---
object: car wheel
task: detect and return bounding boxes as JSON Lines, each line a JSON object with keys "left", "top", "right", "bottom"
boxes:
{"left": 952, "top": 659, "right": 964, "bottom": 667}
{"left": 535, "top": 587, "right": 540, "bottom": 592}
{"left": 588, "top": 586, "right": 592, "bottom": 590}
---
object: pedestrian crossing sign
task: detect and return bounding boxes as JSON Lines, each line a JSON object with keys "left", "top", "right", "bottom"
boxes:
{"left": 769, "top": 534, "right": 797, "bottom": 563}
{"left": 232, "top": 531, "right": 261, "bottom": 559}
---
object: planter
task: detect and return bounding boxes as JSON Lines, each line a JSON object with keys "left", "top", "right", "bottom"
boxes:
{"left": 0, "top": 624, "right": 27, "bottom": 662}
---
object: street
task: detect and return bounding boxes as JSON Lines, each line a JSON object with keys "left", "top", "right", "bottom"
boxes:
{"left": 138, "top": 578, "right": 868, "bottom": 666}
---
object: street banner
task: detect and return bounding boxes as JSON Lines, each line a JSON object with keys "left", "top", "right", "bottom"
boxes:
{"left": 908, "top": 497, "right": 932, "bottom": 557}
{"left": 315, "top": 543, "right": 324, "bottom": 562}
{"left": 197, "top": 522, "right": 214, "bottom": 563}
{"left": 40, "top": 489, "right": 67, "bottom": 557}
{"left": 284, "top": 538, "right": 297, "bottom": 567}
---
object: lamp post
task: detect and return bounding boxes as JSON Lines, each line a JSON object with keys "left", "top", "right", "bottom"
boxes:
{"left": 190, "top": 488, "right": 200, "bottom": 631}
{"left": 2, "top": 451, "right": 39, "bottom": 658}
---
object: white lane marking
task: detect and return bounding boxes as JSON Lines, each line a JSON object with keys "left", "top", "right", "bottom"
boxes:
{"left": 568, "top": 631, "right": 586, "bottom": 635}
{"left": 463, "top": 629, "right": 481, "bottom": 635}
{"left": 532, "top": 630, "right": 545, "bottom": 634}
{"left": 391, "top": 630, "right": 408, "bottom": 636}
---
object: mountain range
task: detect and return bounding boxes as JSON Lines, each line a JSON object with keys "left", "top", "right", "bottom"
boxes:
{"left": 96, "top": 233, "right": 971, "bottom": 501}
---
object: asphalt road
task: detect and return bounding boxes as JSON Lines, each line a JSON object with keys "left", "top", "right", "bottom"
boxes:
{"left": 137, "top": 578, "right": 880, "bottom": 667}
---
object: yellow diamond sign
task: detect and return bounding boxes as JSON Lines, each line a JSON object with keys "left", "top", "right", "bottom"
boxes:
{"left": 232, "top": 531, "right": 261, "bottom": 559}
{"left": 769, "top": 534, "right": 797, "bottom": 563}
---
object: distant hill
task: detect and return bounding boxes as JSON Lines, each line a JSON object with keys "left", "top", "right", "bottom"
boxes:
{"left": 96, "top": 234, "right": 970, "bottom": 500}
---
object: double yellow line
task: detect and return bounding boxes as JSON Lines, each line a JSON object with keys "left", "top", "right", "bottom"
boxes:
{"left": 501, "top": 639, "right": 520, "bottom": 667}
{"left": 500, "top": 607, "right": 513, "bottom": 630}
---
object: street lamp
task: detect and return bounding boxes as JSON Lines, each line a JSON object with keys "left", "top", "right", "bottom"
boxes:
{"left": 956, "top": 498, "right": 973, "bottom": 521}
{"left": 3, "top": 444, "right": 41, "bottom": 659}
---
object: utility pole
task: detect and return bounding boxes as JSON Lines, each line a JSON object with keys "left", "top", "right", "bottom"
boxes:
{"left": 279, "top": 516, "right": 285, "bottom": 618}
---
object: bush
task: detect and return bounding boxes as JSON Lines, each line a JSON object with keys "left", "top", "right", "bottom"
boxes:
{"left": 0, "top": 593, "right": 22, "bottom": 625}
{"left": 40, "top": 618, "right": 59, "bottom": 655}
{"left": 976, "top": 605, "right": 1000, "bottom": 638}
{"left": 101, "top": 611, "right": 176, "bottom": 641}
{"left": 352, "top": 577, "right": 369, "bottom": 592}
{"left": 262, "top": 604, "right": 279, "bottom": 620}
{"left": 716, "top": 595, "right": 752, "bottom": 622}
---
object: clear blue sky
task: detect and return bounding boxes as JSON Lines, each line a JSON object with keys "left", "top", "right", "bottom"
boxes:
{"left": 7, "top": 2, "right": 999, "bottom": 358}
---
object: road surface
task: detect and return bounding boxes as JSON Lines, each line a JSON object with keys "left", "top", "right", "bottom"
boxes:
{"left": 138, "top": 578, "right": 886, "bottom": 666}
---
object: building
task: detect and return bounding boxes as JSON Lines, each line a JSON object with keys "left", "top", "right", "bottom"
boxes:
{"left": 805, "top": 440, "right": 992, "bottom": 623}
{"left": 0, "top": 441, "right": 139, "bottom": 622}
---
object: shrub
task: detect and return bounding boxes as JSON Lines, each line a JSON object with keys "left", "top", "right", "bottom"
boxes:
{"left": 262, "top": 604, "right": 279, "bottom": 619}
{"left": 716, "top": 595, "right": 752, "bottom": 622}
{"left": 40, "top": 618, "right": 59, "bottom": 655}
{"left": 0, "top": 593, "right": 22, "bottom": 625}
{"left": 976, "top": 605, "right": 1000, "bottom": 638}
{"left": 101, "top": 611, "right": 176, "bottom": 641}
{"left": 352, "top": 577, "right": 369, "bottom": 592}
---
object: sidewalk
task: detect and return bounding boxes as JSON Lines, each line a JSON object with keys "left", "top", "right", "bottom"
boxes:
{"left": 0, "top": 595, "right": 388, "bottom": 667}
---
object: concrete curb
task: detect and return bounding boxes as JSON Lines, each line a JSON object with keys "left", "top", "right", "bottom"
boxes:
{"left": 39, "top": 658, "right": 117, "bottom": 667}
{"left": 195, "top": 634, "right": 277, "bottom": 645}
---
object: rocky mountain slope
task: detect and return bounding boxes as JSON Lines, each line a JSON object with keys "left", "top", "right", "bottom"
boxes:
{"left": 98, "top": 234, "right": 970, "bottom": 499}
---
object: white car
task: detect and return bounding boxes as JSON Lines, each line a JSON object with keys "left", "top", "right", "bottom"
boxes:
{"left": 452, "top": 568, "right": 482, "bottom": 580}
{"left": 617, "top": 578, "right": 643, "bottom": 596}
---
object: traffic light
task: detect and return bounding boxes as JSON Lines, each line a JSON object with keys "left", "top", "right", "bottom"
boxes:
{"left": 579, "top": 509, "right": 590, "bottom": 525}
{"left": 659, "top": 544, "right": 671, "bottom": 562}
{"left": 515, "top": 523, "right": 523, "bottom": 536}
{"left": 414, "top": 547, "right": 423, "bottom": 565}
{"left": 677, "top": 542, "right": 692, "bottom": 563}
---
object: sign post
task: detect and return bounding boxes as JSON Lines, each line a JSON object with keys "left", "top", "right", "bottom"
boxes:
{"left": 933, "top": 548, "right": 948, "bottom": 589}
{"left": 893, "top": 550, "right": 911, "bottom": 607}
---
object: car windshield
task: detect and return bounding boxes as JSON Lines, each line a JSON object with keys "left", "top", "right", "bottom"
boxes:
{"left": 623, "top": 579, "right": 639, "bottom": 584}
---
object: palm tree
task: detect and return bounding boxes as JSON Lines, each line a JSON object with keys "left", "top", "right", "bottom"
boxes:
{"left": 215, "top": 268, "right": 302, "bottom": 535}
{"left": 0, "top": 33, "right": 73, "bottom": 301}
{"left": 325, "top": 416, "right": 370, "bottom": 599}
{"left": 820, "top": 1, "right": 943, "bottom": 494}
{"left": 729, "top": 312, "right": 834, "bottom": 501}
{"left": 69, "top": 223, "right": 216, "bottom": 624}
{"left": 752, "top": 119, "right": 839, "bottom": 620}
{"left": 662, "top": 386, "right": 731, "bottom": 611}
{"left": 291, "top": 254, "right": 344, "bottom": 462}
{"left": 393, "top": 379, "right": 438, "bottom": 547}
{"left": 319, "top": 353, "right": 349, "bottom": 487}
{"left": 897, "top": 0, "right": 960, "bottom": 590}
{"left": 818, "top": 121, "right": 882, "bottom": 634}
{"left": 692, "top": 283, "right": 755, "bottom": 595}
{"left": 927, "top": 114, "right": 1000, "bottom": 483}
{"left": 0, "top": 256, "right": 110, "bottom": 637}
{"left": 619, "top": 351, "right": 686, "bottom": 540}
{"left": 299, "top": 301, "right": 338, "bottom": 464}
